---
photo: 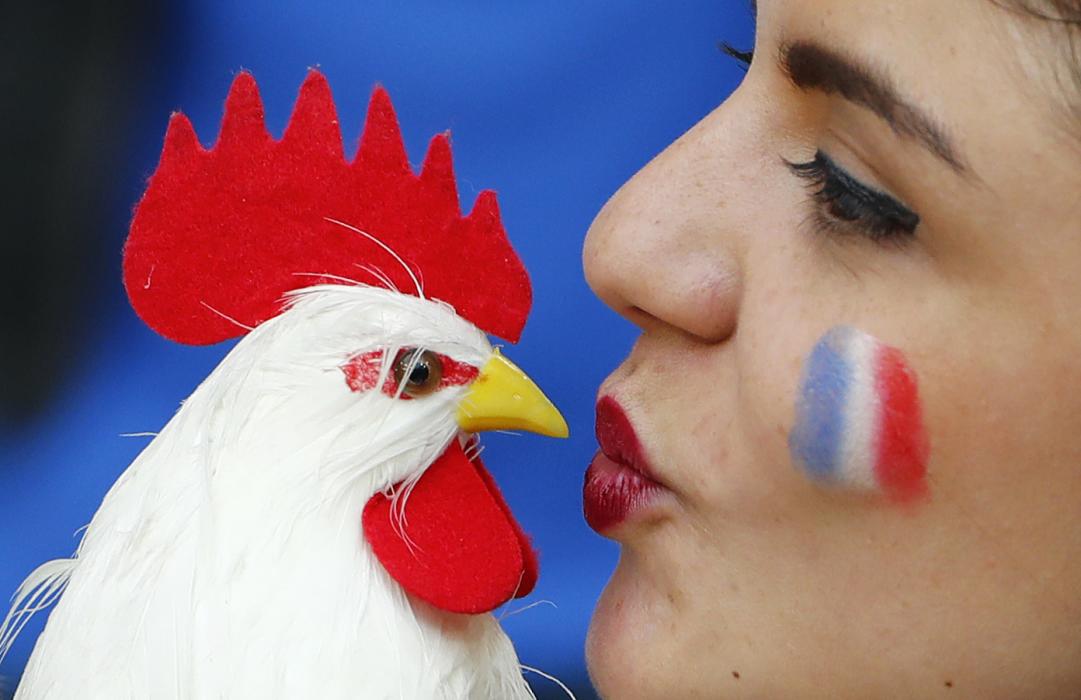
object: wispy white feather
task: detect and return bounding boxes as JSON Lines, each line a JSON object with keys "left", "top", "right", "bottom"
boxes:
{"left": 0, "top": 560, "right": 76, "bottom": 663}
{"left": 324, "top": 218, "right": 424, "bottom": 298}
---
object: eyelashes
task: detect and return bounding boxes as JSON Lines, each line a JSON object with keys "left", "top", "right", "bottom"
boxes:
{"left": 787, "top": 151, "right": 920, "bottom": 243}
{"left": 720, "top": 42, "right": 754, "bottom": 70}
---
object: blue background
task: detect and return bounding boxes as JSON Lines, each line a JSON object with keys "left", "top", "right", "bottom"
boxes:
{"left": 0, "top": 3, "right": 753, "bottom": 697}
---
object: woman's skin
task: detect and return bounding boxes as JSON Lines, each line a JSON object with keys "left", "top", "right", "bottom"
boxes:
{"left": 582, "top": 1, "right": 1081, "bottom": 697}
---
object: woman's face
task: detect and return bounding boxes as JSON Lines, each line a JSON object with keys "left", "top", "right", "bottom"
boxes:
{"left": 582, "top": 1, "right": 1081, "bottom": 697}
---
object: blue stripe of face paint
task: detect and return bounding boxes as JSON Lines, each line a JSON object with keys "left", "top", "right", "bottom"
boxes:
{"left": 789, "top": 328, "right": 852, "bottom": 480}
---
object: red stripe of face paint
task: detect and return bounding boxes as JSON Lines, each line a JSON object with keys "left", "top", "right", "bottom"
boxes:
{"left": 874, "top": 345, "right": 930, "bottom": 501}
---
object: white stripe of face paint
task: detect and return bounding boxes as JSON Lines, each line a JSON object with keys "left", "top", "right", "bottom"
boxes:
{"left": 836, "top": 328, "right": 882, "bottom": 491}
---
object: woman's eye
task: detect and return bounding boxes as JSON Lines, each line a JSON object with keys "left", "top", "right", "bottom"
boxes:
{"left": 393, "top": 348, "right": 444, "bottom": 397}
{"left": 787, "top": 150, "right": 920, "bottom": 243}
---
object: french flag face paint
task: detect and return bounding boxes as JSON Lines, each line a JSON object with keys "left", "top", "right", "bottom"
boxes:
{"left": 788, "top": 326, "right": 929, "bottom": 501}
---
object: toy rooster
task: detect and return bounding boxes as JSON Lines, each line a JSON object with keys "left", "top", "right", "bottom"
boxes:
{"left": 0, "top": 71, "right": 567, "bottom": 699}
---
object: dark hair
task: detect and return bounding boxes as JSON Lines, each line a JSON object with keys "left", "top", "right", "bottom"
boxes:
{"left": 1008, "top": 0, "right": 1081, "bottom": 23}
{"left": 1000, "top": 0, "right": 1081, "bottom": 121}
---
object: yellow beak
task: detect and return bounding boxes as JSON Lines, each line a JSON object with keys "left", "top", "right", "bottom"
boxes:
{"left": 456, "top": 349, "right": 569, "bottom": 438}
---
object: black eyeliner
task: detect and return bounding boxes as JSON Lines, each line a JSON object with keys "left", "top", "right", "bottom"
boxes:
{"left": 787, "top": 151, "right": 920, "bottom": 241}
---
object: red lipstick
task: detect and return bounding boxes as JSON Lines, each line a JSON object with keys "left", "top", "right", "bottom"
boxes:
{"left": 584, "top": 396, "right": 667, "bottom": 532}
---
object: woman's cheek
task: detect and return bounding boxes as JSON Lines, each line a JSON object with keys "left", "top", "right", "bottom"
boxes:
{"left": 788, "top": 325, "right": 930, "bottom": 502}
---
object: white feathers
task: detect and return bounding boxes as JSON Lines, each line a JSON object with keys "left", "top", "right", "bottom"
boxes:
{"left": 0, "top": 560, "right": 76, "bottom": 665}
{"left": 520, "top": 665, "right": 576, "bottom": 700}
{"left": 4, "top": 284, "right": 536, "bottom": 699}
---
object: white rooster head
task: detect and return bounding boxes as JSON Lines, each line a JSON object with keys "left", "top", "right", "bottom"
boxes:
{"left": 121, "top": 71, "right": 567, "bottom": 616}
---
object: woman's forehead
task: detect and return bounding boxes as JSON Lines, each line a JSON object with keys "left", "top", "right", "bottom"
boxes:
{"left": 758, "top": 0, "right": 1081, "bottom": 174}
{"left": 766, "top": 0, "right": 1081, "bottom": 144}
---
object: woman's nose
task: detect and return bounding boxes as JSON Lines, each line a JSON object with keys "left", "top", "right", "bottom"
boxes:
{"left": 583, "top": 118, "right": 744, "bottom": 344}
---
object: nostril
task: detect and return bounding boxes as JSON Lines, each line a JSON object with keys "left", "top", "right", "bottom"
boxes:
{"left": 618, "top": 305, "right": 684, "bottom": 338}
{"left": 625, "top": 305, "right": 657, "bottom": 330}
{"left": 641, "top": 269, "right": 741, "bottom": 343}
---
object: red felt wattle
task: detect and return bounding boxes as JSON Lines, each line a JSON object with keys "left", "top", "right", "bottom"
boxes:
{"left": 123, "top": 71, "right": 531, "bottom": 345}
{"left": 363, "top": 440, "right": 538, "bottom": 614}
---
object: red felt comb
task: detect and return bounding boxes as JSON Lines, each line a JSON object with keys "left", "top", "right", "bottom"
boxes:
{"left": 124, "top": 70, "right": 531, "bottom": 345}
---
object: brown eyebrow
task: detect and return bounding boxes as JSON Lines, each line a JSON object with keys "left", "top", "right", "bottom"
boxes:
{"left": 780, "top": 40, "right": 968, "bottom": 173}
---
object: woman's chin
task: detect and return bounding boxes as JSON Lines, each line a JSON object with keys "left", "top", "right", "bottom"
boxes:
{"left": 586, "top": 551, "right": 678, "bottom": 700}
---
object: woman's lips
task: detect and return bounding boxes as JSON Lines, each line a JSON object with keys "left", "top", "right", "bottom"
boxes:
{"left": 584, "top": 396, "right": 668, "bottom": 532}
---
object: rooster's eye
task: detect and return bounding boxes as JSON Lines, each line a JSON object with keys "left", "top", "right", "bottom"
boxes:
{"left": 393, "top": 348, "right": 444, "bottom": 397}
